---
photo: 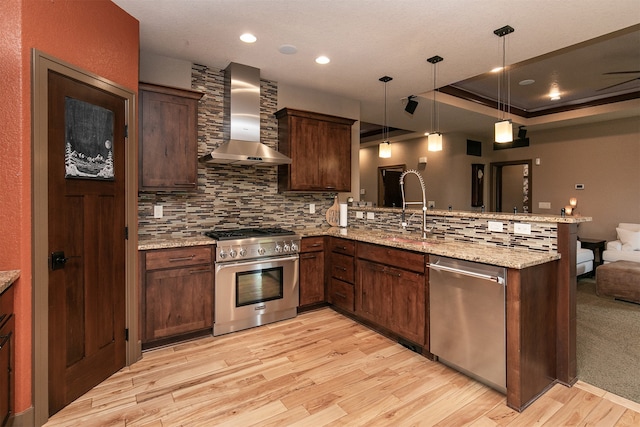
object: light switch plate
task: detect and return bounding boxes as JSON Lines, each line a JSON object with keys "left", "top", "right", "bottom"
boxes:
{"left": 538, "top": 202, "right": 551, "bottom": 209}
{"left": 488, "top": 221, "right": 503, "bottom": 232}
{"left": 514, "top": 223, "right": 532, "bottom": 235}
{"left": 356, "top": 211, "right": 364, "bottom": 219}
{"left": 309, "top": 203, "right": 315, "bottom": 214}
{"left": 153, "top": 205, "right": 163, "bottom": 219}
{"left": 366, "top": 212, "right": 375, "bottom": 220}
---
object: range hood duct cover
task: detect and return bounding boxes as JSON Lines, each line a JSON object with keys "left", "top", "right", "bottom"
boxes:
{"left": 199, "top": 62, "right": 292, "bottom": 165}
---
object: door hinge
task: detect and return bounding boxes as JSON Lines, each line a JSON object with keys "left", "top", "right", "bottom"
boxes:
{"left": 125, "top": 226, "right": 129, "bottom": 240}
{"left": 124, "top": 124, "right": 128, "bottom": 138}
{"left": 125, "top": 328, "right": 129, "bottom": 341}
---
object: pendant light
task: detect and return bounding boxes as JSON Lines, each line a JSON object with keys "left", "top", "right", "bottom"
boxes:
{"left": 378, "top": 76, "right": 392, "bottom": 158}
{"left": 494, "top": 25, "right": 515, "bottom": 143}
{"left": 427, "top": 55, "right": 443, "bottom": 152}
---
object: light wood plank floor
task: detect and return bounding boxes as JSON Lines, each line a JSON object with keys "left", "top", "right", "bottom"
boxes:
{"left": 45, "top": 308, "right": 640, "bottom": 426}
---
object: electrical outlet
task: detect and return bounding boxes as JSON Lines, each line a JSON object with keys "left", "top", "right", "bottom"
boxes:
{"left": 428, "top": 201, "right": 435, "bottom": 208}
{"left": 366, "top": 212, "right": 375, "bottom": 220}
{"left": 309, "top": 203, "right": 315, "bottom": 214}
{"left": 488, "top": 221, "right": 503, "bottom": 232}
{"left": 356, "top": 211, "right": 364, "bottom": 219}
{"left": 360, "top": 188, "right": 366, "bottom": 195}
{"left": 514, "top": 223, "right": 532, "bottom": 235}
{"left": 153, "top": 205, "right": 163, "bottom": 219}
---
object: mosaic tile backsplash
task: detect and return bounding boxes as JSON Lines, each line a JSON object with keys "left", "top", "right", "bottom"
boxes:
{"left": 138, "top": 65, "right": 557, "bottom": 253}
{"left": 138, "top": 64, "right": 336, "bottom": 239}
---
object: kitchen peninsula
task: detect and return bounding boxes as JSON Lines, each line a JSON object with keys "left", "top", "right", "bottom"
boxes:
{"left": 138, "top": 208, "right": 589, "bottom": 412}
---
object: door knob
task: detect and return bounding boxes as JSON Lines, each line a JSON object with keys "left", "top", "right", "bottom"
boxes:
{"left": 50, "top": 251, "right": 79, "bottom": 271}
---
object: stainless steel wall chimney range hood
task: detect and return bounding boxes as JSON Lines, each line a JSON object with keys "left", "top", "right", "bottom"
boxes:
{"left": 199, "top": 63, "right": 292, "bottom": 165}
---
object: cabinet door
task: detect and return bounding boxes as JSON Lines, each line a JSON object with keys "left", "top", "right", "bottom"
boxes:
{"left": 299, "top": 250, "right": 325, "bottom": 306}
{"left": 356, "top": 260, "right": 392, "bottom": 325}
{"left": 320, "top": 120, "right": 351, "bottom": 192}
{"left": 389, "top": 267, "right": 426, "bottom": 345}
{"left": 139, "top": 85, "right": 201, "bottom": 191}
{"left": 0, "top": 315, "right": 13, "bottom": 426}
{"left": 290, "top": 116, "right": 322, "bottom": 190}
{"left": 144, "top": 265, "right": 213, "bottom": 342}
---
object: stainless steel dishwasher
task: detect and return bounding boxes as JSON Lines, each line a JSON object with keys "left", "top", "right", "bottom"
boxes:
{"left": 428, "top": 255, "right": 507, "bottom": 393}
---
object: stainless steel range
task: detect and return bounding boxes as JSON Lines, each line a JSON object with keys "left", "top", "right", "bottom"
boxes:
{"left": 205, "top": 227, "right": 300, "bottom": 336}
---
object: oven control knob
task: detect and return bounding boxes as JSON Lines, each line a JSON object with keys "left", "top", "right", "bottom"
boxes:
{"left": 275, "top": 243, "right": 283, "bottom": 253}
{"left": 239, "top": 248, "right": 247, "bottom": 257}
{"left": 283, "top": 243, "right": 291, "bottom": 252}
{"left": 219, "top": 249, "right": 227, "bottom": 260}
{"left": 229, "top": 249, "right": 237, "bottom": 258}
{"left": 258, "top": 247, "right": 266, "bottom": 256}
{"left": 291, "top": 242, "right": 299, "bottom": 252}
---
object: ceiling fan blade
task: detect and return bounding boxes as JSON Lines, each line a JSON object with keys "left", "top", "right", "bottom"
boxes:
{"left": 602, "top": 71, "right": 640, "bottom": 75}
{"left": 597, "top": 77, "right": 640, "bottom": 91}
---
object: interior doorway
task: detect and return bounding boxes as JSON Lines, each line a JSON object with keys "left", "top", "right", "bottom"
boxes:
{"left": 378, "top": 165, "right": 406, "bottom": 208}
{"left": 32, "top": 50, "right": 139, "bottom": 425}
{"left": 490, "top": 160, "right": 533, "bottom": 213}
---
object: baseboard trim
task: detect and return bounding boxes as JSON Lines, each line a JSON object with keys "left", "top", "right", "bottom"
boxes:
{"left": 9, "top": 406, "right": 34, "bottom": 427}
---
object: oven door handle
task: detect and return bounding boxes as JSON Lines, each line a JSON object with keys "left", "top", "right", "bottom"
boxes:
{"left": 215, "top": 255, "right": 299, "bottom": 270}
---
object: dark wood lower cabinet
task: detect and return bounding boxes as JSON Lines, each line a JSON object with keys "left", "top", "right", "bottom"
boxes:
{"left": 0, "top": 286, "right": 14, "bottom": 427}
{"left": 299, "top": 237, "right": 326, "bottom": 308}
{"left": 356, "top": 258, "right": 426, "bottom": 346}
{"left": 140, "top": 246, "right": 214, "bottom": 349}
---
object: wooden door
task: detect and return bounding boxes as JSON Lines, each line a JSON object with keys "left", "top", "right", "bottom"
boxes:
{"left": 47, "top": 70, "right": 126, "bottom": 415}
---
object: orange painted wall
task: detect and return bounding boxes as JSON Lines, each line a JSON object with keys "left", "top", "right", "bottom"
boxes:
{"left": 0, "top": 0, "right": 138, "bottom": 415}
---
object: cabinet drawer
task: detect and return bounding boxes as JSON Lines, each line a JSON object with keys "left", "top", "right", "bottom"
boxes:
{"left": 331, "top": 252, "right": 354, "bottom": 283}
{"left": 330, "top": 278, "right": 354, "bottom": 312}
{"left": 144, "top": 246, "right": 212, "bottom": 270}
{"left": 330, "top": 238, "right": 355, "bottom": 256}
{"left": 357, "top": 242, "right": 425, "bottom": 273}
{"left": 301, "top": 236, "right": 325, "bottom": 252}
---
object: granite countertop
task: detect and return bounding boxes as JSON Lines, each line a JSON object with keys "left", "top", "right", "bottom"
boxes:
{"left": 138, "top": 227, "right": 559, "bottom": 269}
{"left": 138, "top": 236, "right": 214, "bottom": 251}
{"left": 0, "top": 270, "right": 20, "bottom": 294}
{"left": 298, "top": 227, "right": 560, "bottom": 269}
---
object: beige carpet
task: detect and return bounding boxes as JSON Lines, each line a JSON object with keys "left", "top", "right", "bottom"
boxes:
{"left": 577, "top": 277, "right": 640, "bottom": 403}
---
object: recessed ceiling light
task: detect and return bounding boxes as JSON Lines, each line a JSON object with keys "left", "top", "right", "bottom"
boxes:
{"left": 240, "top": 33, "right": 257, "bottom": 43}
{"left": 279, "top": 44, "right": 298, "bottom": 54}
{"left": 315, "top": 56, "right": 330, "bottom": 65}
{"left": 519, "top": 79, "right": 535, "bottom": 86}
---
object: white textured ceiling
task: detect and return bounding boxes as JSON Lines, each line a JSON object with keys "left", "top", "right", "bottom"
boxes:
{"left": 112, "top": 0, "right": 640, "bottom": 139}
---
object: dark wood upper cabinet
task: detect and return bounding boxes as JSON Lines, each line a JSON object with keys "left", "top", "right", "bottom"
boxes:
{"left": 276, "top": 108, "right": 356, "bottom": 193}
{"left": 138, "top": 83, "right": 203, "bottom": 192}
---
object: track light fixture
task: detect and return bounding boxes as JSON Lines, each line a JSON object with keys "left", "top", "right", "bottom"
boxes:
{"left": 494, "top": 25, "right": 515, "bottom": 143}
{"left": 427, "top": 55, "right": 443, "bottom": 152}
{"left": 405, "top": 95, "right": 419, "bottom": 114}
{"left": 378, "top": 76, "right": 393, "bottom": 158}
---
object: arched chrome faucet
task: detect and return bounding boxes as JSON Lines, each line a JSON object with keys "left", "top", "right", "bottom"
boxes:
{"left": 399, "top": 169, "right": 429, "bottom": 239}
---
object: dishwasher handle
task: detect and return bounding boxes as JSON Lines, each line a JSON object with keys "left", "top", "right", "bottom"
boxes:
{"left": 427, "top": 262, "right": 505, "bottom": 285}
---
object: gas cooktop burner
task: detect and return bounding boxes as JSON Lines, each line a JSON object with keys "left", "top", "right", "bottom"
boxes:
{"left": 204, "top": 227, "right": 296, "bottom": 241}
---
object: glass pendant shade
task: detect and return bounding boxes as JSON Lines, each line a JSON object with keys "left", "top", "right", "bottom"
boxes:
{"left": 495, "top": 120, "right": 513, "bottom": 143}
{"left": 427, "top": 133, "right": 442, "bottom": 152}
{"left": 379, "top": 141, "right": 391, "bottom": 158}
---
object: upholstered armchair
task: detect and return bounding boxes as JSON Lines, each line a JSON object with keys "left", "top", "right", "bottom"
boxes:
{"left": 602, "top": 223, "right": 640, "bottom": 264}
